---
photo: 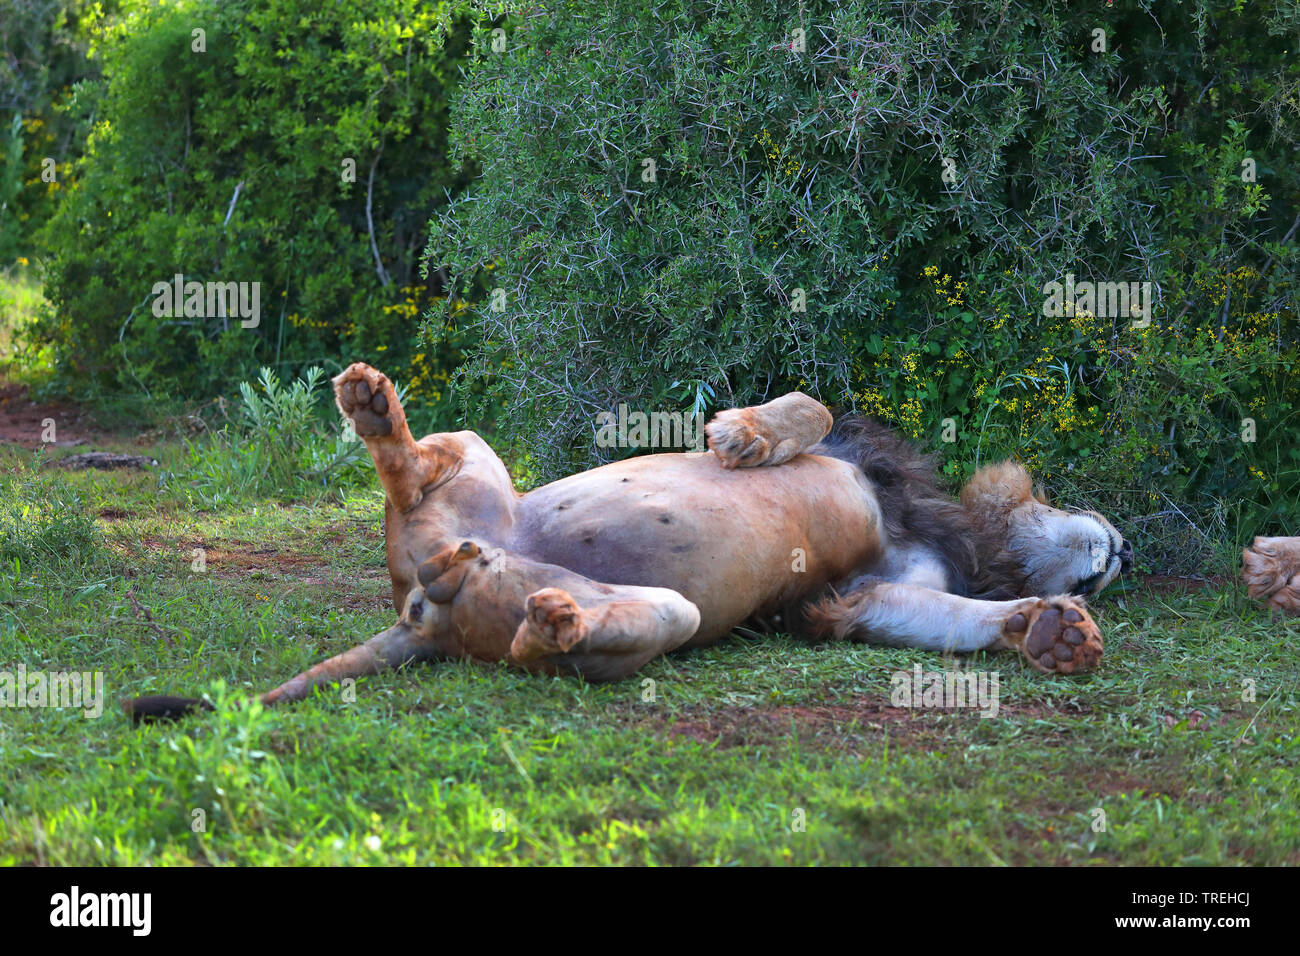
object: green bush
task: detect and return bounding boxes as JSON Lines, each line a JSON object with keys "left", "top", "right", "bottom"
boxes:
{"left": 0, "top": 0, "right": 106, "bottom": 262}
{"left": 35, "top": 0, "right": 475, "bottom": 418}
{"left": 0, "top": 114, "right": 23, "bottom": 265}
{"left": 425, "top": 0, "right": 1299, "bottom": 566}
{"left": 852, "top": 264, "right": 1296, "bottom": 569}
{"left": 186, "top": 367, "right": 371, "bottom": 505}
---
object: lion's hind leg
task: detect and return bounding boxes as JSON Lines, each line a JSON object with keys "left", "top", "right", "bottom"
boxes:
{"left": 260, "top": 586, "right": 445, "bottom": 706}
{"left": 705, "top": 391, "right": 832, "bottom": 469}
{"left": 806, "top": 582, "right": 1103, "bottom": 675}
{"left": 126, "top": 543, "right": 699, "bottom": 722}
{"left": 1242, "top": 536, "right": 1300, "bottom": 616}
{"left": 333, "top": 362, "right": 464, "bottom": 512}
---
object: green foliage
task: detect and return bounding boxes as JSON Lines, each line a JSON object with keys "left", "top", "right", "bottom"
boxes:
{"left": 0, "top": 114, "right": 24, "bottom": 263}
{"left": 0, "top": 456, "right": 102, "bottom": 567}
{"left": 426, "top": 0, "right": 1299, "bottom": 562}
{"left": 170, "top": 681, "right": 299, "bottom": 834}
{"left": 0, "top": 0, "right": 106, "bottom": 260}
{"left": 35, "top": 0, "right": 475, "bottom": 414}
{"left": 186, "top": 367, "right": 370, "bottom": 505}
{"left": 852, "top": 264, "right": 1298, "bottom": 569}
{"left": 0, "top": 264, "right": 53, "bottom": 382}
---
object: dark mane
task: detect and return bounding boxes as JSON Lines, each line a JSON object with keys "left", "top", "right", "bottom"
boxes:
{"left": 811, "top": 414, "right": 1026, "bottom": 601}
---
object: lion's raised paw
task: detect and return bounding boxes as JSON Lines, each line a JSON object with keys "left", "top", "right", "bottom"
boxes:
{"left": 1004, "top": 597, "right": 1103, "bottom": 674}
{"left": 418, "top": 540, "right": 483, "bottom": 603}
{"left": 1266, "top": 583, "right": 1300, "bottom": 616}
{"left": 333, "top": 362, "right": 399, "bottom": 437}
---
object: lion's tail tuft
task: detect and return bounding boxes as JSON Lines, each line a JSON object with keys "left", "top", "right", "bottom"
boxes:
{"left": 122, "top": 695, "right": 214, "bottom": 724}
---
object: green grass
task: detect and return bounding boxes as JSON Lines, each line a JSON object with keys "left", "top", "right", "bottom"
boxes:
{"left": 0, "top": 438, "right": 1297, "bottom": 866}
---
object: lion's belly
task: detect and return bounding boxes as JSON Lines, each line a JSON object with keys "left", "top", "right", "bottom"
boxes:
{"left": 509, "top": 452, "right": 883, "bottom": 644}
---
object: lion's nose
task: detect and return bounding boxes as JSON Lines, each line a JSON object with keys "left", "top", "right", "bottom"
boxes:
{"left": 1118, "top": 539, "right": 1133, "bottom": 572}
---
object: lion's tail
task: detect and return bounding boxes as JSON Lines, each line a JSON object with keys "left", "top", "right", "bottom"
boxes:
{"left": 124, "top": 619, "right": 431, "bottom": 725}
{"left": 122, "top": 695, "right": 215, "bottom": 724}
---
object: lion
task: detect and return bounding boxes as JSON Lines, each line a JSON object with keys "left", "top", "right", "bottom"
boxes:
{"left": 127, "top": 362, "right": 1138, "bottom": 722}
{"left": 1242, "top": 537, "right": 1300, "bottom": 615}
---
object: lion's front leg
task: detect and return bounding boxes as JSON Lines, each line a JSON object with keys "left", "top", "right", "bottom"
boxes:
{"left": 365, "top": 539, "right": 706, "bottom": 681}
{"left": 705, "top": 391, "right": 832, "bottom": 469}
{"left": 510, "top": 585, "right": 701, "bottom": 681}
{"left": 410, "top": 540, "right": 701, "bottom": 681}
{"left": 259, "top": 587, "right": 443, "bottom": 706}
{"left": 1242, "top": 536, "right": 1300, "bottom": 615}
{"left": 333, "top": 362, "right": 464, "bottom": 512}
{"left": 806, "top": 582, "right": 1104, "bottom": 675}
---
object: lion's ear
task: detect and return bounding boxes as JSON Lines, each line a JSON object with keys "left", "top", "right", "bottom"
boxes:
{"left": 1032, "top": 484, "right": 1050, "bottom": 506}
{"left": 959, "top": 460, "right": 1035, "bottom": 524}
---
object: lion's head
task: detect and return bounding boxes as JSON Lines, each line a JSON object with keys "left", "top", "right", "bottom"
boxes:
{"left": 961, "top": 461, "right": 1132, "bottom": 598}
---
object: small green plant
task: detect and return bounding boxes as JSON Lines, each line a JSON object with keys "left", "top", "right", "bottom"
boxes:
{"left": 171, "top": 681, "right": 296, "bottom": 841}
{"left": 0, "top": 262, "right": 58, "bottom": 382}
{"left": 0, "top": 457, "right": 102, "bottom": 567}
{"left": 186, "top": 367, "right": 372, "bottom": 505}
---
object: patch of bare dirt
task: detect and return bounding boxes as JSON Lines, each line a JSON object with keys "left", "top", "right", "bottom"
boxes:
{"left": 133, "top": 536, "right": 390, "bottom": 595}
{"left": 201, "top": 545, "right": 322, "bottom": 573}
{"left": 138, "top": 538, "right": 325, "bottom": 575}
{"left": 1070, "top": 765, "right": 1187, "bottom": 800}
{"left": 0, "top": 381, "right": 103, "bottom": 448}
{"left": 1136, "top": 573, "right": 1232, "bottom": 593}
{"left": 644, "top": 696, "right": 1089, "bottom": 752}
{"left": 341, "top": 591, "right": 393, "bottom": 611}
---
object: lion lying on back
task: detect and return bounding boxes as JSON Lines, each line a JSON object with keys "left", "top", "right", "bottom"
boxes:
{"left": 126, "top": 364, "right": 1296, "bottom": 722}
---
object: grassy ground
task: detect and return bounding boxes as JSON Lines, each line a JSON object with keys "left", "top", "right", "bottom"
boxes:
{"left": 0, "top": 420, "right": 1296, "bottom": 867}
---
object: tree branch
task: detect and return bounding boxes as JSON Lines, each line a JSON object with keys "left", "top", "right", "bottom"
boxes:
{"left": 367, "top": 142, "right": 390, "bottom": 287}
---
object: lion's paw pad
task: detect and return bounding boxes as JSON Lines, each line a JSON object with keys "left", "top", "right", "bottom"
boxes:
{"left": 1012, "top": 600, "right": 1103, "bottom": 674}
{"left": 418, "top": 540, "right": 484, "bottom": 603}
{"left": 333, "top": 363, "right": 397, "bottom": 437}
{"left": 1242, "top": 538, "right": 1300, "bottom": 616}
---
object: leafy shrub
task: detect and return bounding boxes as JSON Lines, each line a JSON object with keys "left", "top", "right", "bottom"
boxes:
{"left": 35, "top": 0, "right": 475, "bottom": 420}
{"left": 186, "top": 367, "right": 370, "bottom": 504}
{"left": 0, "top": 0, "right": 106, "bottom": 261}
{"left": 0, "top": 114, "right": 23, "bottom": 265}
{"left": 0, "top": 262, "right": 53, "bottom": 377}
{"left": 852, "top": 265, "right": 1297, "bottom": 569}
{"left": 425, "top": 0, "right": 1299, "bottom": 566}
